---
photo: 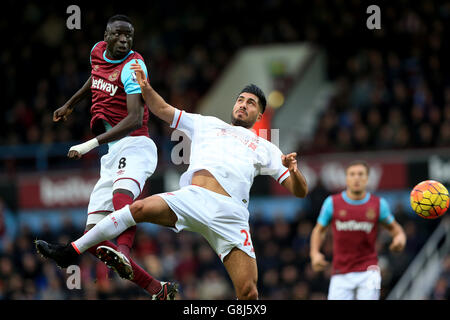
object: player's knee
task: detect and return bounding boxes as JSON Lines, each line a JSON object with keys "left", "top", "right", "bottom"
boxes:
{"left": 129, "top": 199, "right": 145, "bottom": 220}
{"left": 237, "top": 281, "right": 258, "bottom": 300}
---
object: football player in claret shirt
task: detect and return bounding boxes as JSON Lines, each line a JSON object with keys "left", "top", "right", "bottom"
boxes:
{"left": 36, "top": 15, "right": 177, "bottom": 299}
{"left": 310, "top": 160, "right": 407, "bottom": 300}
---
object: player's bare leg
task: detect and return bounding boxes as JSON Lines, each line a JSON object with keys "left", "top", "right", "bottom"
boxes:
{"left": 129, "top": 195, "right": 178, "bottom": 227}
{"left": 223, "top": 247, "right": 258, "bottom": 300}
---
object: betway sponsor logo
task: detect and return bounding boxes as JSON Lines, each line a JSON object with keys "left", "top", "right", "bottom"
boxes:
{"left": 40, "top": 177, "right": 96, "bottom": 207}
{"left": 91, "top": 77, "right": 118, "bottom": 96}
{"left": 335, "top": 219, "right": 374, "bottom": 233}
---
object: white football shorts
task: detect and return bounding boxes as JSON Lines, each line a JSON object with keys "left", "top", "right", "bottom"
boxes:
{"left": 157, "top": 185, "right": 256, "bottom": 262}
{"left": 86, "top": 135, "right": 157, "bottom": 225}
{"left": 328, "top": 267, "right": 381, "bottom": 300}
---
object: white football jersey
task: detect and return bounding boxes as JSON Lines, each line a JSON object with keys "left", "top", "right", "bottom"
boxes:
{"left": 170, "top": 108, "right": 290, "bottom": 208}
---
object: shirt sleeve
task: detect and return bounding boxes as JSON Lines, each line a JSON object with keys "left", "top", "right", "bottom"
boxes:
{"left": 170, "top": 108, "right": 202, "bottom": 137}
{"left": 379, "top": 197, "right": 395, "bottom": 224}
{"left": 317, "top": 196, "right": 333, "bottom": 227}
{"left": 262, "top": 143, "right": 290, "bottom": 184}
{"left": 121, "top": 59, "right": 148, "bottom": 94}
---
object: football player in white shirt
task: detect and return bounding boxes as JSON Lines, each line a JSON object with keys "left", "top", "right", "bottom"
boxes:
{"left": 34, "top": 61, "right": 308, "bottom": 300}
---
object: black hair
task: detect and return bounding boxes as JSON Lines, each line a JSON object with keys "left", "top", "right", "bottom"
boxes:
{"left": 239, "top": 84, "right": 267, "bottom": 113}
{"left": 107, "top": 14, "right": 133, "bottom": 26}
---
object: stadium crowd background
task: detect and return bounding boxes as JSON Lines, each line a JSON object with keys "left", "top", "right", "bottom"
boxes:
{"left": 0, "top": 1, "right": 449, "bottom": 299}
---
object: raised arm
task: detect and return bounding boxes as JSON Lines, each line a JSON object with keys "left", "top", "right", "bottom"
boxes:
{"left": 53, "top": 76, "right": 92, "bottom": 122}
{"left": 280, "top": 152, "right": 308, "bottom": 198}
{"left": 130, "top": 60, "right": 175, "bottom": 125}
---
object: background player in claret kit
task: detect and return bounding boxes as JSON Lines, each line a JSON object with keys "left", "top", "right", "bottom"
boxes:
{"left": 35, "top": 61, "right": 309, "bottom": 300}
{"left": 309, "top": 160, "right": 407, "bottom": 300}
{"left": 36, "top": 15, "right": 175, "bottom": 299}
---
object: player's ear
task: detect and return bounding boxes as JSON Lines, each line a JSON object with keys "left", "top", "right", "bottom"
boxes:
{"left": 256, "top": 112, "right": 263, "bottom": 122}
{"left": 104, "top": 26, "right": 111, "bottom": 41}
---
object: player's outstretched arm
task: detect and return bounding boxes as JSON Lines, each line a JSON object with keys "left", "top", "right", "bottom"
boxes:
{"left": 280, "top": 152, "right": 308, "bottom": 198}
{"left": 309, "top": 223, "right": 330, "bottom": 272}
{"left": 53, "top": 76, "right": 92, "bottom": 122}
{"left": 382, "top": 220, "right": 407, "bottom": 252}
{"left": 130, "top": 60, "right": 175, "bottom": 125}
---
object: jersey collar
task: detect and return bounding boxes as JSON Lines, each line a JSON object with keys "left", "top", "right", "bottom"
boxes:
{"left": 342, "top": 191, "right": 371, "bottom": 205}
{"left": 103, "top": 50, "right": 134, "bottom": 64}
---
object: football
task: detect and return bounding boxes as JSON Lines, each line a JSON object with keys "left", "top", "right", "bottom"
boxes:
{"left": 410, "top": 180, "right": 449, "bottom": 219}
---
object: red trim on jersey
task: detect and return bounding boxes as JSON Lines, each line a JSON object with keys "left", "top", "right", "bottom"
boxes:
{"left": 174, "top": 111, "right": 183, "bottom": 129}
{"left": 277, "top": 169, "right": 289, "bottom": 183}
{"left": 71, "top": 242, "right": 81, "bottom": 255}
{"left": 113, "top": 177, "right": 141, "bottom": 193}
{"left": 87, "top": 210, "right": 112, "bottom": 215}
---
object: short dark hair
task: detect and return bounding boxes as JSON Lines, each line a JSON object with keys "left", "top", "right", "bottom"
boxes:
{"left": 239, "top": 84, "right": 267, "bottom": 113}
{"left": 107, "top": 14, "right": 133, "bottom": 26}
{"left": 345, "top": 160, "right": 370, "bottom": 175}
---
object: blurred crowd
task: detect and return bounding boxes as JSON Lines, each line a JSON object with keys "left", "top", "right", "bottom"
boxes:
{"left": 304, "top": 1, "right": 450, "bottom": 154}
{"left": 0, "top": 199, "right": 442, "bottom": 300}
{"left": 3, "top": 2, "right": 450, "bottom": 156}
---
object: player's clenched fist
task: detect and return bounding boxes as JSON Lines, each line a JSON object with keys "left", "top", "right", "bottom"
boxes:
{"left": 130, "top": 59, "right": 151, "bottom": 103}
{"left": 310, "top": 252, "right": 329, "bottom": 272}
{"left": 130, "top": 59, "right": 148, "bottom": 88}
{"left": 67, "top": 149, "right": 82, "bottom": 160}
{"left": 281, "top": 152, "right": 298, "bottom": 173}
{"left": 389, "top": 232, "right": 406, "bottom": 252}
{"left": 53, "top": 104, "right": 74, "bottom": 122}
{"left": 67, "top": 138, "right": 99, "bottom": 160}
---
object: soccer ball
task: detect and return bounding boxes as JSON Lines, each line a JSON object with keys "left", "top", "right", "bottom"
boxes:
{"left": 410, "top": 180, "right": 449, "bottom": 219}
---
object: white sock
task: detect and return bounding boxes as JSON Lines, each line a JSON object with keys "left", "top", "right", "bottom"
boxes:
{"left": 72, "top": 205, "right": 136, "bottom": 254}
